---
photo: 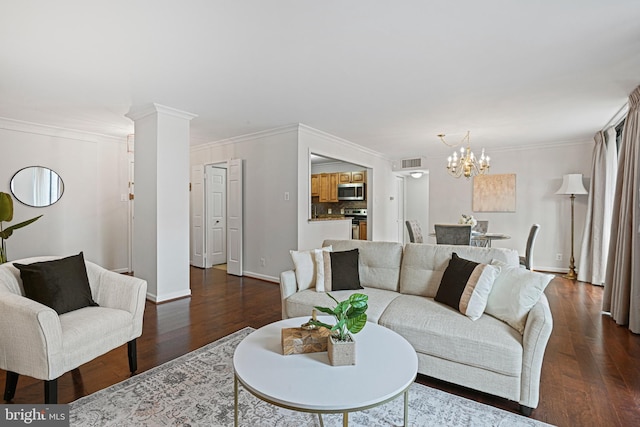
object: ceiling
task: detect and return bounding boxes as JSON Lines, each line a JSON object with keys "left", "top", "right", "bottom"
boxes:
{"left": 1, "top": 1, "right": 639, "bottom": 160}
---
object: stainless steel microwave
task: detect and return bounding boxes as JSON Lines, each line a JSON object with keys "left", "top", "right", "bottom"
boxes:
{"left": 338, "top": 183, "right": 365, "bottom": 201}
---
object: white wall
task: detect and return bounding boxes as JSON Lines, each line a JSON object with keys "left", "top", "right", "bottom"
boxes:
{"left": 297, "top": 125, "right": 399, "bottom": 249}
{"left": 191, "top": 123, "right": 593, "bottom": 279}
{"left": 424, "top": 140, "right": 593, "bottom": 272}
{"left": 190, "top": 125, "right": 299, "bottom": 282}
{"left": 0, "top": 118, "right": 129, "bottom": 270}
{"left": 405, "top": 172, "right": 430, "bottom": 243}
{"left": 190, "top": 124, "right": 400, "bottom": 281}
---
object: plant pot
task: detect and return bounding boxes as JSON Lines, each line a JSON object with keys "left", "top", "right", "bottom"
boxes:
{"left": 327, "top": 334, "right": 356, "bottom": 366}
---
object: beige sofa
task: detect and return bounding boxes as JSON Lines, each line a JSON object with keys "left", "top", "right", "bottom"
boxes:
{"left": 280, "top": 240, "right": 553, "bottom": 415}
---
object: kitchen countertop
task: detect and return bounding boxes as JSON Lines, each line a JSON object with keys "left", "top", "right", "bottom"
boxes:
{"left": 308, "top": 215, "right": 349, "bottom": 221}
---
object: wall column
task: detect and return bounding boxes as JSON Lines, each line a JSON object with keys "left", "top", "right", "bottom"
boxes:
{"left": 126, "top": 104, "right": 197, "bottom": 302}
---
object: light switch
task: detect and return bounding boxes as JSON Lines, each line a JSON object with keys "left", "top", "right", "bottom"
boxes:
{"left": 284, "top": 192, "right": 290, "bottom": 201}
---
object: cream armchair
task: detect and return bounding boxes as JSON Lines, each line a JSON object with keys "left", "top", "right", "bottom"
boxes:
{"left": 0, "top": 256, "right": 147, "bottom": 403}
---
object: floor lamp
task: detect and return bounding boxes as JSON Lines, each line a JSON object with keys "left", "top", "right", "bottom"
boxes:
{"left": 555, "top": 174, "right": 588, "bottom": 280}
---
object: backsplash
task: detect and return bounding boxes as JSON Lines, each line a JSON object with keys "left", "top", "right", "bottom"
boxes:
{"left": 311, "top": 198, "right": 366, "bottom": 215}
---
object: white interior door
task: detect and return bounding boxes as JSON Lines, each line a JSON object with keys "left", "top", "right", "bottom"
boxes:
{"left": 190, "top": 165, "right": 205, "bottom": 268}
{"left": 227, "top": 159, "right": 243, "bottom": 276}
{"left": 206, "top": 165, "right": 226, "bottom": 267}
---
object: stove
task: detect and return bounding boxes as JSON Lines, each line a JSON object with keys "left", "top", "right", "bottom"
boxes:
{"left": 344, "top": 208, "right": 367, "bottom": 224}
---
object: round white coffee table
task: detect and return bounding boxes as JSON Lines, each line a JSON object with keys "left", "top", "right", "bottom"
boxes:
{"left": 233, "top": 317, "right": 418, "bottom": 426}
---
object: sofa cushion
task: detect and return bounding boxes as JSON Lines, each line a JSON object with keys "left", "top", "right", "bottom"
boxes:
{"left": 379, "top": 295, "right": 523, "bottom": 377}
{"left": 285, "top": 287, "right": 401, "bottom": 323}
{"left": 59, "top": 306, "right": 134, "bottom": 373}
{"left": 399, "top": 243, "right": 519, "bottom": 298}
{"left": 434, "top": 253, "right": 499, "bottom": 321}
{"left": 14, "top": 252, "right": 99, "bottom": 315}
{"left": 322, "top": 240, "right": 403, "bottom": 292}
{"left": 486, "top": 260, "right": 554, "bottom": 333}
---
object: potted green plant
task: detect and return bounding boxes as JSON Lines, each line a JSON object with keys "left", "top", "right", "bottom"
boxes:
{"left": 0, "top": 192, "right": 42, "bottom": 264}
{"left": 308, "top": 292, "right": 368, "bottom": 366}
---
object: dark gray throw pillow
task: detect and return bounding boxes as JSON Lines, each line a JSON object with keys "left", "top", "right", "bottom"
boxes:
{"left": 15, "top": 252, "right": 99, "bottom": 315}
{"left": 330, "top": 249, "right": 362, "bottom": 291}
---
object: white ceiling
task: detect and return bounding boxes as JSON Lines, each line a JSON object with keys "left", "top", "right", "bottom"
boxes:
{"left": 1, "top": 1, "right": 639, "bottom": 159}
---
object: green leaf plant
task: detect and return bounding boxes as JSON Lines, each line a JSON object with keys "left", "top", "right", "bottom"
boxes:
{"left": 0, "top": 192, "right": 42, "bottom": 264}
{"left": 308, "top": 293, "right": 368, "bottom": 341}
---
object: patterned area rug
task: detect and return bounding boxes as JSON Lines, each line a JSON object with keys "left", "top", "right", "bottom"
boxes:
{"left": 69, "top": 328, "right": 553, "bottom": 427}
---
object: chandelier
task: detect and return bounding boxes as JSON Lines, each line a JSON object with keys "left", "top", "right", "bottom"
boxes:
{"left": 439, "top": 131, "right": 490, "bottom": 179}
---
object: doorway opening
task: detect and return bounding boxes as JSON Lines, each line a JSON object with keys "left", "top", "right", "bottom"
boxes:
{"left": 205, "top": 164, "right": 227, "bottom": 268}
{"left": 190, "top": 159, "right": 244, "bottom": 276}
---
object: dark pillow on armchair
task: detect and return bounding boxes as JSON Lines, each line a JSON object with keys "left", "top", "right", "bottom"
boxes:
{"left": 14, "top": 252, "right": 99, "bottom": 314}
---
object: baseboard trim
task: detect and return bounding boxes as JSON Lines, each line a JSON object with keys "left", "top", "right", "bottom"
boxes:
{"left": 146, "top": 289, "right": 192, "bottom": 304}
{"left": 243, "top": 271, "right": 279, "bottom": 283}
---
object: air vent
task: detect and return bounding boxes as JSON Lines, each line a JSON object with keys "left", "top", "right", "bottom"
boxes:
{"left": 402, "top": 158, "right": 422, "bottom": 168}
{"left": 392, "top": 156, "right": 427, "bottom": 171}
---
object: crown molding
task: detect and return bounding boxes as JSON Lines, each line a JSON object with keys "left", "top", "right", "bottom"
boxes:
{"left": 491, "top": 138, "right": 593, "bottom": 153}
{"left": 403, "top": 138, "right": 593, "bottom": 162}
{"left": 0, "top": 116, "right": 125, "bottom": 143}
{"left": 298, "top": 124, "right": 387, "bottom": 161}
{"left": 192, "top": 124, "right": 300, "bottom": 149}
{"left": 126, "top": 103, "right": 198, "bottom": 122}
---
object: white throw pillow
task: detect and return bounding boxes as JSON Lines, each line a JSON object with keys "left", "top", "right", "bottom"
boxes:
{"left": 314, "top": 249, "right": 331, "bottom": 292}
{"left": 290, "top": 246, "right": 332, "bottom": 291}
{"left": 487, "top": 260, "right": 553, "bottom": 333}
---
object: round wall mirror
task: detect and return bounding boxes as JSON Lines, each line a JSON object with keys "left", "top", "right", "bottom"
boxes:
{"left": 10, "top": 166, "right": 64, "bottom": 207}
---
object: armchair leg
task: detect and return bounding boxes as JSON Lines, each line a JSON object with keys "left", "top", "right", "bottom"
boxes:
{"left": 4, "top": 371, "right": 19, "bottom": 402}
{"left": 44, "top": 379, "right": 57, "bottom": 404}
{"left": 128, "top": 339, "right": 138, "bottom": 373}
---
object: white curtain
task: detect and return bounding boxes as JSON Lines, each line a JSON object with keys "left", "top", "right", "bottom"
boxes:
{"left": 577, "top": 128, "right": 618, "bottom": 285}
{"left": 603, "top": 85, "right": 640, "bottom": 334}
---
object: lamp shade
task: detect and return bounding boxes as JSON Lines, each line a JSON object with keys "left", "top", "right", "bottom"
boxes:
{"left": 555, "top": 174, "right": 588, "bottom": 195}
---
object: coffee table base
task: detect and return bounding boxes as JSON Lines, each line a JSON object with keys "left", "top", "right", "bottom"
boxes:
{"left": 234, "top": 374, "right": 411, "bottom": 427}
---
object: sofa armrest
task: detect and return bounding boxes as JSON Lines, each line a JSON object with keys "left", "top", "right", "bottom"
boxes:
{"left": 0, "top": 293, "right": 63, "bottom": 380}
{"left": 280, "top": 270, "right": 297, "bottom": 319}
{"left": 95, "top": 270, "right": 147, "bottom": 337}
{"left": 519, "top": 293, "right": 553, "bottom": 409}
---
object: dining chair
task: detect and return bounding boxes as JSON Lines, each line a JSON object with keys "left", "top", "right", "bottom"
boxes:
{"left": 405, "top": 220, "right": 424, "bottom": 243}
{"left": 471, "top": 220, "right": 489, "bottom": 247}
{"left": 519, "top": 224, "right": 540, "bottom": 270}
{"left": 434, "top": 224, "right": 472, "bottom": 245}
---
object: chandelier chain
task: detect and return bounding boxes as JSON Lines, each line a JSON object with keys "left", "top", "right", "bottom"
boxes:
{"left": 437, "top": 131, "right": 470, "bottom": 148}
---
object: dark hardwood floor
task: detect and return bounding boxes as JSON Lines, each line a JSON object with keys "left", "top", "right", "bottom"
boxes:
{"left": 2, "top": 267, "right": 639, "bottom": 426}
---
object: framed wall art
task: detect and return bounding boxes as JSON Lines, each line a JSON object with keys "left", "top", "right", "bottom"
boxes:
{"left": 472, "top": 173, "right": 516, "bottom": 212}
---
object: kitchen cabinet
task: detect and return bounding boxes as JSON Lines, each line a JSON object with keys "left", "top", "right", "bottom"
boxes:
{"left": 351, "top": 171, "right": 366, "bottom": 183}
{"left": 337, "top": 170, "right": 366, "bottom": 183}
{"left": 311, "top": 174, "right": 319, "bottom": 197}
{"left": 359, "top": 221, "right": 367, "bottom": 240}
{"left": 338, "top": 172, "right": 352, "bottom": 184}
{"left": 319, "top": 173, "right": 339, "bottom": 202}
{"left": 329, "top": 173, "right": 338, "bottom": 202}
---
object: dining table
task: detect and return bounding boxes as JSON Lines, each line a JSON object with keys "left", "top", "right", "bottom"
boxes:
{"left": 428, "top": 231, "right": 511, "bottom": 248}
{"left": 470, "top": 232, "right": 511, "bottom": 248}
